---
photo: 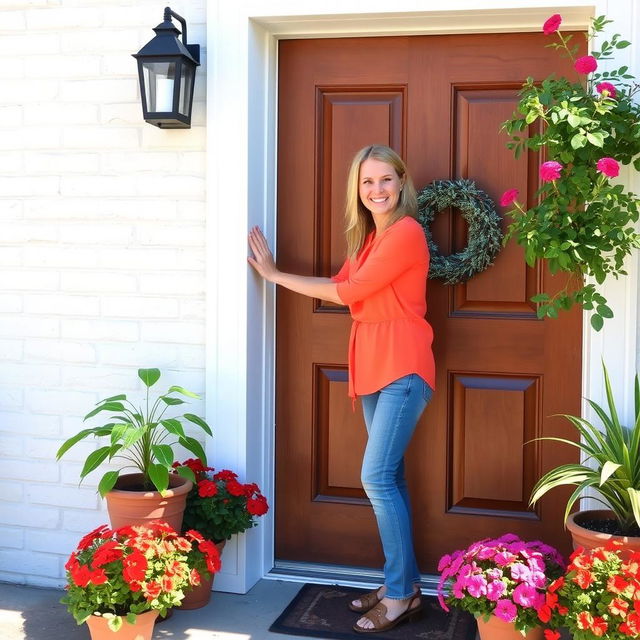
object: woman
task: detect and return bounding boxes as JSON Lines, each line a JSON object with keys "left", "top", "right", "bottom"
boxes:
{"left": 248, "top": 145, "right": 435, "bottom": 634}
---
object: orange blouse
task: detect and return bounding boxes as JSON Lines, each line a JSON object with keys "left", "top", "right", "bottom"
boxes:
{"left": 332, "top": 216, "right": 435, "bottom": 399}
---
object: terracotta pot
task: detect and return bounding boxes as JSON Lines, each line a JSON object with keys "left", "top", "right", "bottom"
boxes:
{"left": 105, "top": 473, "right": 192, "bottom": 531}
{"left": 85, "top": 610, "right": 158, "bottom": 640}
{"left": 476, "top": 615, "right": 543, "bottom": 640}
{"left": 567, "top": 510, "right": 640, "bottom": 552}
{"left": 180, "top": 540, "right": 226, "bottom": 610}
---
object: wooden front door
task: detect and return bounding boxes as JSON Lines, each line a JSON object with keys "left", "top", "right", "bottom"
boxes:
{"left": 275, "top": 32, "right": 582, "bottom": 572}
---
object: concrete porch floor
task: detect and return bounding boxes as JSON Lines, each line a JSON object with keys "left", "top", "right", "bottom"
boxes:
{"left": 0, "top": 578, "right": 490, "bottom": 640}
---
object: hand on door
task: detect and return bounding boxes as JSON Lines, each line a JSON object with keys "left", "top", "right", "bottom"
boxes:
{"left": 248, "top": 226, "right": 279, "bottom": 282}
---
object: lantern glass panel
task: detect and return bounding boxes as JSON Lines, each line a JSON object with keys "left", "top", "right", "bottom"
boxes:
{"left": 143, "top": 61, "right": 177, "bottom": 112}
{"left": 179, "top": 64, "right": 194, "bottom": 116}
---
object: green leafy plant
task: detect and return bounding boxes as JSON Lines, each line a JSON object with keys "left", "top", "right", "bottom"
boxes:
{"left": 530, "top": 362, "right": 640, "bottom": 536}
{"left": 501, "top": 13, "right": 640, "bottom": 330}
{"left": 61, "top": 522, "right": 219, "bottom": 630}
{"left": 56, "top": 368, "right": 212, "bottom": 496}
{"left": 174, "top": 458, "right": 269, "bottom": 542}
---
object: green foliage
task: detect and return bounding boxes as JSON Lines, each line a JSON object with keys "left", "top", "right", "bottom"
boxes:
{"left": 502, "top": 16, "right": 640, "bottom": 328}
{"left": 530, "top": 361, "right": 640, "bottom": 536}
{"left": 417, "top": 180, "right": 503, "bottom": 285}
{"left": 56, "top": 368, "right": 212, "bottom": 495}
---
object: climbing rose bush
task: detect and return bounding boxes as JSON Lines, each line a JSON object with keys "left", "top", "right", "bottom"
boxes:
{"left": 437, "top": 534, "right": 565, "bottom": 635}
{"left": 540, "top": 541, "right": 640, "bottom": 640}
{"left": 61, "top": 522, "right": 218, "bottom": 631}
{"left": 501, "top": 14, "right": 640, "bottom": 331}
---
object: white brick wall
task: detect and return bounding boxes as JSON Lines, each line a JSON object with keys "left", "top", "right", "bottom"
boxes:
{"left": 0, "top": 0, "right": 208, "bottom": 587}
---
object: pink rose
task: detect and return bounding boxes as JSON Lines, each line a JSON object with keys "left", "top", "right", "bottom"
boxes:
{"left": 500, "top": 188, "right": 519, "bottom": 207}
{"left": 542, "top": 14, "right": 562, "bottom": 35}
{"left": 494, "top": 599, "right": 518, "bottom": 623}
{"left": 596, "top": 81, "right": 617, "bottom": 98}
{"left": 574, "top": 55, "right": 598, "bottom": 74}
{"left": 539, "top": 161, "right": 563, "bottom": 182}
{"left": 596, "top": 157, "right": 620, "bottom": 178}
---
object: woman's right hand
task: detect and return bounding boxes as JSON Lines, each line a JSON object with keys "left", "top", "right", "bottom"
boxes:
{"left": 248, "top": 226, "right": 279, "bottom": 282}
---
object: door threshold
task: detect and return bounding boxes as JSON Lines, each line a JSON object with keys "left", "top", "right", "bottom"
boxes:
{"left": 266, "top": 560, "right": 439, "bottom": 596}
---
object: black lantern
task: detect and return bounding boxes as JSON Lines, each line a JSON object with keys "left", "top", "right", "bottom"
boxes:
{"left": 133, "top": 6, "right": 200, "bottom": 129}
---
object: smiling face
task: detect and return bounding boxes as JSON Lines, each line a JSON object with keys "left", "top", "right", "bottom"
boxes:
{"left": 358, "top": 158, "right": 404, "bottom": 220}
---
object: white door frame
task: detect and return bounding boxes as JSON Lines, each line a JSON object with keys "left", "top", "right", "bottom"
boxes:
{"left": 206, "top": 0, "right": 639, "bottom": 593}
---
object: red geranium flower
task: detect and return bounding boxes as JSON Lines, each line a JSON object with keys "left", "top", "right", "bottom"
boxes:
{"left": 198, "top": 479, "right": 218, "bottom": 498}
{"left": 499, "top": 189, "right": 519, "bottom": 207}
{"left": 226, "top": 480, "right": 246, "bottom": 497}
{"left": 247, "top": 495, "right": 269, "bottom": 516}
{"left": 544, "top": 630, "right": 561, "bottom": 640}
{"left": 213, "top": 469, "right": 238, "bottom": 482}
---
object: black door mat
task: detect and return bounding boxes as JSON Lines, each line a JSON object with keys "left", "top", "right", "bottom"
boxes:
{"left": 269, "top": 583, "right": 477, "bottom": 639}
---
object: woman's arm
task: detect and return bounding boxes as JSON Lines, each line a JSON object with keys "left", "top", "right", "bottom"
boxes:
{"left": 248, "top": 226, "right": 343, "bottom": 305}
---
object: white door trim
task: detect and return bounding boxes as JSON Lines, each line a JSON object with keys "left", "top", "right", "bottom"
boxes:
{"left": 206, "top": 0, "right": 638, "bottom": 593}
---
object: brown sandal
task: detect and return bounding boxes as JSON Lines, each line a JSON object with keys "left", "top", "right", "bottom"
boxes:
{"left": 348, "top": 588, "right": 383, "bottom": 613}
{"left": 353, "top": 591, "right": 422, "bottom": 634}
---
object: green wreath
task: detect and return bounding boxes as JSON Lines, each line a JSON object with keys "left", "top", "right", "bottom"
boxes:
{"left": 417, "top": 179, "right": 503, "bottom": 285}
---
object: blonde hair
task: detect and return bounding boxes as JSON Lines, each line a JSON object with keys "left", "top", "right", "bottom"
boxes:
{"left": 344, "top": 145, "right": 417, "bottom": 257}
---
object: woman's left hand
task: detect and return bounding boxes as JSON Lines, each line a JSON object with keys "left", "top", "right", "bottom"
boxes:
{"left": 248, "top": 226, "right": 279, "bottom": 282}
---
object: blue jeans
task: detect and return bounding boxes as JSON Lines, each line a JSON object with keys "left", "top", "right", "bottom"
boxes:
{"left": 360, "top": 374, "right": 433, "bottom": 600}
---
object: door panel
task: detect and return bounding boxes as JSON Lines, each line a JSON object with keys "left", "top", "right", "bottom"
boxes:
{"left": 276, "top": 33, "right": 583, "bottom": 571}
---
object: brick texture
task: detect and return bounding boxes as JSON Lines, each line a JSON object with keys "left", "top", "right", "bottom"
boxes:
{"left": 0, "top": 0, "right": 208, "bottom": 588}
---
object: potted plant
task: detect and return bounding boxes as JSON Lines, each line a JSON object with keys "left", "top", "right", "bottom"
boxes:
{"left": 56, "top": 368, "right": 212, "bottom": 530}
{"left": 501, "top": 13, "right": 640, "bottom": 330}
{"left": 61, "top": 521, "right": 219, "bottom": 640}
{"left": 171, "top": 458, "right": 269, "bottom": 608}
{"left": 437, "top": 533, "right": 565, "bottom": 640}
{"left": 529, "top": 361, "right": 640, "bottom": 549}
{"left": 539, "top": 541, "right": 640, "bottom": 640}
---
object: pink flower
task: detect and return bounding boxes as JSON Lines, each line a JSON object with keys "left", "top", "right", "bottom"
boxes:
{"left": 539, "top": 161, "right": 563, "bottom": 182}
{"left": 542, "top": 14, "right": 562, "bottom": 35}
{"left": 513, "top": 583, "right": 538, "bottom": 608}
{"left": 574, "top": 55, "right": 598, "bottom": 74}
{"left": 511, "top": 563, "right": 531, "bottom": 582}
{"left": 495, "top": 551, "right": 517, "bottom": 566}
{"left": 487, "top": 580, "right": 507, "bottom": 601}
{"left": 500, "top": 189, "right": 519, "bottom": 207}
{"left": 487, "top": 568, "right": 503, "bottom": 580}
{"left": 494, "top": 599, "right": 518, "bottom": 623}
{"left": 476, "top": 547, "right": 497, "bottom": 560}
{"left": 466, "top": 574, "right": 488, "bottom": 598}
{"left": 597, "top": 157, "right": 620, "bottom": 178}
{"left": 596, "top": 81, "right": 617, "bottom": 99}
{"left": 438, "top": 554, "right": 451, "bottom": 572}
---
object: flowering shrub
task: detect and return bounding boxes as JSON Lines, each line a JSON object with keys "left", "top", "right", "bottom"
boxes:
{"left": 541, "top": 542, "right": 640, "bottom": 639}
{"left": 437, "top": 534, "right": 565, "bottom": 634}
{"left": 174, "top": 458, "right": 269, "bottom": 542}
{"left": 61, "top": 522, "right": 219, "bottom": 631}
{"left": 501, "top": 14, "right": 640, "bottom": 331}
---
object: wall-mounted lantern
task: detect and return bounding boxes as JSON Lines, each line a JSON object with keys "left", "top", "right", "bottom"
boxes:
{"left": 133, "top": 6, "right": 200, "bottom": 129}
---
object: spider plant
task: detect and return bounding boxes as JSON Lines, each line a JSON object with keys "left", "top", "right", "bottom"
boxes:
{"left": 530, "top": 361, "right": 640, "bottom": 535}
